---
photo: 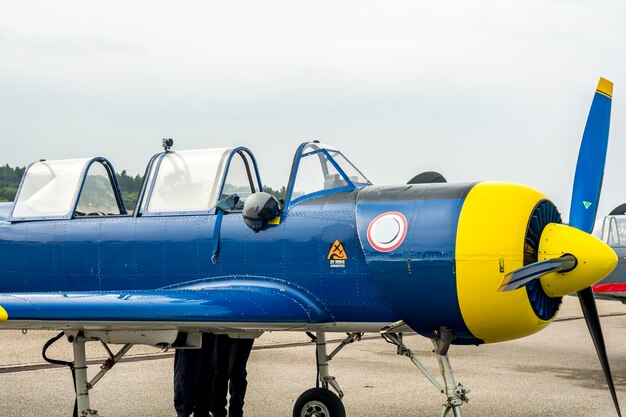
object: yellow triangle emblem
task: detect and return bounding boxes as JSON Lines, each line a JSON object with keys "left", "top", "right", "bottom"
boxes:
{"left": 328, "top": 240, "right": 348, "bottom": 260}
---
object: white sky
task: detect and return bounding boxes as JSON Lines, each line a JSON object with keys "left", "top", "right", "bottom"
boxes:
{"left": 1, "top": 0, "right": 625, "bottom": 230}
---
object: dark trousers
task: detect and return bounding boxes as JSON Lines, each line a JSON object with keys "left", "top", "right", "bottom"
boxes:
{"left": 174, "top": 333, "right": 216, "bottom": 417}
{"left": 212, "top": 335, "right": 255, "bottom": 417}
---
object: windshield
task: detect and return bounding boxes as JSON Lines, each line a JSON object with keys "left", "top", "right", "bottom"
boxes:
{"left": 327, "top": 151, "right": 369, "bottom": 184}
{"left": 288, "top": 142, "right": 370, "bottom": 207}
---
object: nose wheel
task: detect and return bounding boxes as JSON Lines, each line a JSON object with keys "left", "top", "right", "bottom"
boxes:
{"left": 292, "top": 332, "right": 360, "bottom": 417}
{"left": 293, "top": 388, "right": 345, "bottom": 417}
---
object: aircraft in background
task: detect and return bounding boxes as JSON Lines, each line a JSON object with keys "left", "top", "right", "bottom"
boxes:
{"left": 594, "top": 204, "right": 626, "bottom": 302}
{"left": 0, "top": 78, "right": 619, "bottom": 417}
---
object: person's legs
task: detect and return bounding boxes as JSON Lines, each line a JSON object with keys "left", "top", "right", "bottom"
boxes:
{"left": 227, "top": 338, "right": 254, "bottom": 417}
{"left": 173, "top": 348, "right": 202, "bottom": 417}
{"left": 193, "top": 333, "right": 216, "bottom": 417}
{"left": 211, "top": 334, "right": 231, "bottom": 417}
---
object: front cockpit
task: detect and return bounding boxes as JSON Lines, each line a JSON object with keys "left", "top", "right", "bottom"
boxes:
{"left": 284, "top": 142, "right": 370, "bottom": 210}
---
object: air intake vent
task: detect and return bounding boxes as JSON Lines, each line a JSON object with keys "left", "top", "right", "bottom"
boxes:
{"left": 524, "top": 200, "right": 563, "bottom": 321}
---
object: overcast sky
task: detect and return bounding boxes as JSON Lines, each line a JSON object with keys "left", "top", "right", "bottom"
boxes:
{"left": 1, "top": 1, "right": 625, "bottom": 230}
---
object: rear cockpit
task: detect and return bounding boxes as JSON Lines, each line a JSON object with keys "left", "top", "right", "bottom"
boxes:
{"left": 10, "top": 158, "right": 126, "bottom": 221}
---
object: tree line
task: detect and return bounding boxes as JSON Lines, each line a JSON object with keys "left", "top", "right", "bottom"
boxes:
{"left": 0, "top": 164, "right": 25, "bottom": 203}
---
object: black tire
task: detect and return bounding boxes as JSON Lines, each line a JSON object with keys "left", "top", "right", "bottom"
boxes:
{"left": 293, "top": 388, "right": 346, "bottom": 417}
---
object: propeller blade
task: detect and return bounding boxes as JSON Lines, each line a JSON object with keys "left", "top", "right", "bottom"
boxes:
{"left": 499, "top": 255, "right": 576, "bottom": 292}
{"left": 569, "top": 77, "right": 613, "bottom": 233}
{"left": 578, "top": 287, "right": 621, "bottom": 417}
{"left": 569, "top": 78, "right": 620, "bottom": 416}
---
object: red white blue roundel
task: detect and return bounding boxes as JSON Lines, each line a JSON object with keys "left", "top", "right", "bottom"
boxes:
{"left": 367, "top": 211, "right": 408, "bottom": 252}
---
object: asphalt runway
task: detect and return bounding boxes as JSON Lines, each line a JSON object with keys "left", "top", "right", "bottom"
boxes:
{"left": 1, "top": 296, "right": 626, "bottom": 417}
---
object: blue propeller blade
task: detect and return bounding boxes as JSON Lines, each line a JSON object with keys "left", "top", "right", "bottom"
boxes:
{"left": 498, "top": 79, "right": 618, "bottom": 416}
{"left": 569, "top": 78, "right": 613, "bottom": 233}
{"left": 568, "top": 78, "right": 620, "bottom": 417}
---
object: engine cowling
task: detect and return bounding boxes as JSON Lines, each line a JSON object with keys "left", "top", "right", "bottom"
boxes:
{"left": 357, "top": 181, "right": 616, "bottom": 344}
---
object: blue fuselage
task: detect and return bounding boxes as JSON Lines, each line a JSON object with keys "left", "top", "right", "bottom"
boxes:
{"left": 0, "top": 186, "right": 475, "bottom": 340}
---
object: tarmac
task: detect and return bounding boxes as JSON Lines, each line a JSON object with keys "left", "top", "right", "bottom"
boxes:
{"left": 1, "top": 296, "right": 626, "bottom": 417}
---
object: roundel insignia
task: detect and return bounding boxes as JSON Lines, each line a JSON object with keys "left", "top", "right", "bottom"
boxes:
{"left": 367, "top": 211, "right": 408, "bottom": 252}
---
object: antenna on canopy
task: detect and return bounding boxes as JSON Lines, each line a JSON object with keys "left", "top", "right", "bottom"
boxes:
{"left": 162, "top": 138, "right": 174, "bottom": 151}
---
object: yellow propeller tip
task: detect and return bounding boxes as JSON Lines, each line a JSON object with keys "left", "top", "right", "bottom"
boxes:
{"left": 597, "top": 77, "right": 613, "bottom": 98}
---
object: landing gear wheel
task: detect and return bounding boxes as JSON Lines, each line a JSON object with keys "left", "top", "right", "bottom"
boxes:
{"left": 293, "top": 388, "right": 346, "bottom": 417}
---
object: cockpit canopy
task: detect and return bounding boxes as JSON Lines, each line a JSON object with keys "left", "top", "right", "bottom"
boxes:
{"left": 9, "top": 147, "right": 262, "bottom": 221}
{"left": 10, "top": 158, "right": 125, "bottom": 220}
{"left": 9, "top": 141, "right": 368, "bottom": 221}
{"left": 138, "top": 147, "right": 260, "bottom": 215}
{"left": 601, "top": 215, "right": 626, "bottom": 247}
{"left": 285, "top": 142, "right": 370, "bottom": 208}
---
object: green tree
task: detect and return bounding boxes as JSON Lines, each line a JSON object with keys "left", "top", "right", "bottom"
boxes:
{"left": 117, "top": 170, "right": 144, "bottom": 210}
{"left": 0, "top": 164, "right": 25, "bottom": 202}
{"left": 263, "top": 185, "right": 287, "bottom": 202}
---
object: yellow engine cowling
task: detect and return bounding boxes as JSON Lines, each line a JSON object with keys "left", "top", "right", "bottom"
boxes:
{"left": 455, "top": 182, "right": 616, "bottom": 344}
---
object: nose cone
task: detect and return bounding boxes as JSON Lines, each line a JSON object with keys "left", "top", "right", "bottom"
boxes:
{"left": 539, "top": 223, "right": 617, "bottom": 297}
{"left": 0, "top": 306, "right": 6, "bottom": 323}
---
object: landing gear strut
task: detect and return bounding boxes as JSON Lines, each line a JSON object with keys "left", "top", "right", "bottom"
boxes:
{"left": 293, "top": 332, "right": 362, "bottom": 417}
{"left": 381, "top": 322, "right": 469, "bottom": 417}
{"left": 42, "top": 331, "right": 134, "bottom": 417}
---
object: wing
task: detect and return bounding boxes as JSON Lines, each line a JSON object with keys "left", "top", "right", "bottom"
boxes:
{"left": 0, "top": 277, "right": 335, "bottom": 332}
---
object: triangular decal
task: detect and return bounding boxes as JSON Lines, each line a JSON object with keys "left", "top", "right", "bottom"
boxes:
{"left": 327, "top": 240, "right": 348, "bottom": 260}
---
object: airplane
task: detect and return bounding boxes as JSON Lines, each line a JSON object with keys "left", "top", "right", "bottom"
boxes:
{"left": 593, "top": 204, "right": 626, "bottom": 302}
{"left": 0, "top": 78, "right": 618, "bottom": 417}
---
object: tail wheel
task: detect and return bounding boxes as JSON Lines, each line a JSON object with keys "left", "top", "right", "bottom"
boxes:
{"left": 293, "top": 388, "right": 346, "bottom": 417}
